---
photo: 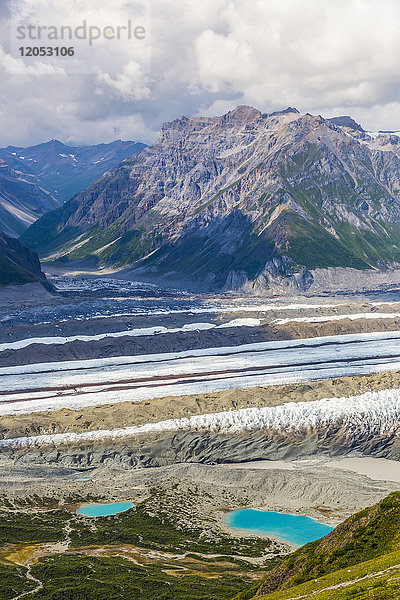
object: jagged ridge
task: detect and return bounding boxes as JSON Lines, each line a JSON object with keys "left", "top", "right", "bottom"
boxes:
{"left": 21, "top": 106, "right": 400, "bottom": 291}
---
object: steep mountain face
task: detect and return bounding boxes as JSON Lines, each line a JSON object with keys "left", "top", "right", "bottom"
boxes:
{"left": 0, "top": 229, "right": 49, "bottom": 286}
{"left": 255, "top": 491, "right": 400, "bottom": 597}
{"left": 0, "top": 139, "right": 146, "bottom": 237}
{"left": 0, "top": 157, "right": 60, "bottom": 237}
{"left": 4, "top": 139, "right": 147, "bottom": 202}
{"left": 21, "top": 106, "right": 400, "bottom": 291}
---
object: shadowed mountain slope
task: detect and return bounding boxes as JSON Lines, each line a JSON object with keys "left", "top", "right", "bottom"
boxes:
{"left": 0, "top": 229, "right": 49, "bottom": 287}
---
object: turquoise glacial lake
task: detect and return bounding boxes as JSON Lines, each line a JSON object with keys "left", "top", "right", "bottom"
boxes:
{"left": 225, "top": 509, "right": 333, "bottom": 546}
{"left": 77, "top": 502, "right": 134, "bottom": 517}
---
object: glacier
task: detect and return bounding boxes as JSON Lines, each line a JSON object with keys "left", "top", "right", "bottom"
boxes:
{"left": 1, "top": 331, "right": 400, "bottom": 415}
{"left": 274, "top": 313, "right": 400, "bottom": 324}
{"left": 0, "top": 318, "right": 261, "bottom": 353}
{"left": 0, "top": 388, "right": 399, "bottom": 450}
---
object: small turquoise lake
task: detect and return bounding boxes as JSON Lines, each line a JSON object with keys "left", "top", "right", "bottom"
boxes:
{"left": 225, "top": 509, "right": 333, "bottom": 546}
{"left": 77, "top": 502, "right": 134, "bottom": 517}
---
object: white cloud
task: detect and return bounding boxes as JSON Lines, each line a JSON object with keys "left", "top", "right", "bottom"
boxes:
{"left": 1, "top": 0, "right": 400, "bottom": 146}
{"left": 0, "top": 47, "right": 63, "bottom": 75}
{"left": 193, "top": 0, "right": 400, "bottom": 112}
{"left": 97, "top": 60, "right": 151, "bottom": 100}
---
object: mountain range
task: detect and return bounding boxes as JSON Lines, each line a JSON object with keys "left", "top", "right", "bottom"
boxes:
{"left": 0, "top": 139, "right": 146, "bottom": 238}
{"left": 20, "top": 105, "right": 400, "bottom": 292}
{"left": 0, "top": 156, "right": 59, "bottom": 238}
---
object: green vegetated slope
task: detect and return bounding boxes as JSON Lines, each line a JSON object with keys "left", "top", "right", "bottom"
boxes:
{"left": 28, "top": 555, "right": 249, "bottom": 600}
{"left": 235, "top": 491, "right": 400, "bottom": 600}
{"left": 1, "top": 490, "right": 400, "bottom": 599}
{"left": 253, "top": 551, "right": 400, "bottom": 600}
{"left": 0, "top": 489, "right": 277, "bottom": 600}
{"left": 20, "top": 107, "right": 400, "bottom": 289}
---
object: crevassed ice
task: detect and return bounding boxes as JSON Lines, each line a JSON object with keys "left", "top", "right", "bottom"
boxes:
{"left": 1, "top": 388, "right": 399, "bottom": 450}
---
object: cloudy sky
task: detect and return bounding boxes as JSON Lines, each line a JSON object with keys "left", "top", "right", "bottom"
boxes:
{"left": 1, "top": 0, "right": 400, "bottom": 147}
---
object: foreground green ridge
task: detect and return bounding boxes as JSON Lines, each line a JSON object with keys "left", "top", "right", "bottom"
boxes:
{"left": 236, "top": 491, "right": 400, "bottom": 600}
{"left": 255, "top": 550, "right": 400, "bottom": 600}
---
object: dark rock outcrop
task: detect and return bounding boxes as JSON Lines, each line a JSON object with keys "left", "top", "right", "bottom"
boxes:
{"left": 0, "top": 229, "right": 51, "bottom": 288}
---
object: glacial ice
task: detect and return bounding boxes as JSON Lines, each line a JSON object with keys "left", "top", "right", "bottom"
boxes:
{"left": 0, "top": 318, "right": 261, "bottom": 352}
{"left": 275, "top": 313, "right": 400, "bottom": 324}
{"left": 1, "top": 388, "right": 399, "bottom": 449}
{"left": 1, "top": 331, "right": 400, "bottom": 415}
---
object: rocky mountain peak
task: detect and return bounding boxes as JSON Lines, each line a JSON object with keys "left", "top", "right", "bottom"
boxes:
{"left": 222, "top": 105, "right": 262, "bottom": 124}
{"left": 159, "top": 105, "right": 263, "bottom": 144}
{"left": 269, "top": 106, "right": 300, "bottom": 117}
{"left": 21, "top": 105, "right": 400, "bottom": 293}
{"left": 327, "top": 115, "right": 364, "bottom": 132}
